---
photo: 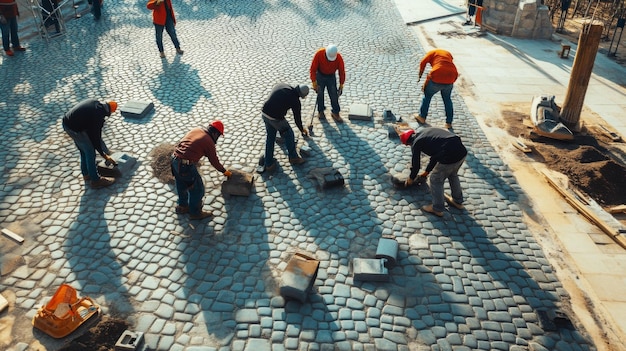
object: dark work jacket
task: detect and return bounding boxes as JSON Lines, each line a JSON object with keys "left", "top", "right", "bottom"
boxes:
{"left": 62, "top": 99, "right": 110, "bottom": 156}
{"left": 262, "top": 83, "right": 304, "bottom": 132}
{"left": 409, "top": 127, "right": 467, "bottom": 179}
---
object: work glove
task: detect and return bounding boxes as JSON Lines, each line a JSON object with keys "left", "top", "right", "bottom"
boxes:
{"left": 416, "top": 171, "right": 429, "bottom": 185}
{"left": 338, "top": 85, "right": 343, "bottom": 97}
{"left": 223, "top": 170, "right": 232, "bottom": 178}
{"left": 312, "top": 81, "right": 318, "bottom": 93}
{"left": 404, "top": 177, "right": 413, "bottom": 187}
{"left": 104, "top": 154, "right": 118, "bottom": 167}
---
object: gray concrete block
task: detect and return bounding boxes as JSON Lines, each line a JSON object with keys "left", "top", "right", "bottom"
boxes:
{"left": 279, "top": 253, "right": 320, "bottom": 303}
{"left": 97, "top": 152, "right": 138, "bottom": 178}
{"left": 120, "top": 100, "right": 154, "bottom": 119}
{"left": 348, "top": 103, "right": 373, "bottom": 121}
{"left": 376, "top": 237, "right": 398, "bottom": 267}
{"left": 115, "top": 330, "right": 144, "bottom": 351}
{"left": 352, "top": 258, "right": 389, "bottom": 282}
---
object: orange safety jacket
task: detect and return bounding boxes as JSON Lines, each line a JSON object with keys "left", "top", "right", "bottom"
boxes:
{"left": 309, "top": 48, "right": 346, "bottom": 85}
{"left": 147, "top": 0, "right": 176, "bottom": 26}
{"left": 419, "top": 49, "right": 458, "bottom": 85}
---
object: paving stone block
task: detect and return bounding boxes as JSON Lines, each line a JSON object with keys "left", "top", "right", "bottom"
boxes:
{"left": 221, "top": 169, "right": 254, "bottom": 196}
{"left": 115, "top": 330, "right": 144, "bottom": 351}
{"left": 307, "top": 167, "right": 345, "bottom": 189}
{"left": 348, "top": 103, "right": 373, "bottom": 121}
{"left": 352, "top": 258, "right": 389, "bottom": 282}
{"left": 0, "top": 292, "right": 8, "bottom": 313}
{"left": 97, "top": 152, "right": 137, "bottom": 178}
{"left": 375, "top": 237, "right": 398, "bottom": 267}
{"left": 120, "top": 100, "right": 154, "bottom": 119}
{"left": 279, "top": 252, "right": 320, "bottom": 303}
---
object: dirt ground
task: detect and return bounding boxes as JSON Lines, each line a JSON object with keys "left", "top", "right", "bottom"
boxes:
{"left": 55, "top": 317, "right": 129, "bottom": 351}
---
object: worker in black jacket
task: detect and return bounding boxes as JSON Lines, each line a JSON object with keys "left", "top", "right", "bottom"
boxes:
{"left": 62, "top": 99, "right": 118, "bottom": 189}
{"left": 261, "top": 83, "right": 309, "bottom": 172}
{"left": 400, "top": 126, "right": 467, "bottom": 217}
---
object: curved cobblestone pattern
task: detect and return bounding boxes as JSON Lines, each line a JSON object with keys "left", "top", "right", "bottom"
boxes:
{"left": 0, "top": 0, "right": 594, "bottom": 350}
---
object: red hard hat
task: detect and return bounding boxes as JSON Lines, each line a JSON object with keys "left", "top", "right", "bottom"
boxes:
{"left": 400, "top": 129, "right": 415, "bottom": 145}
{"left": 210, "top": 120, "right": 224, "bottom": 135}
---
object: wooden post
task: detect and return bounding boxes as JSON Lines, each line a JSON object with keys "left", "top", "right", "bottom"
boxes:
{"left": 560, "top": 20, "right": 603, "bottom": 131}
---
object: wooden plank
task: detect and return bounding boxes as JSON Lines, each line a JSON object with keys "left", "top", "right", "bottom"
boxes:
{"left": 512, "top": 138, "right": 532, "bottom": 153}
{"left": 2, "top": 228, "right": 24, "bottom": 244}
{"left": 0, "top": 293, "right": 8, "bottom": 313}
{"left": 599, "top": 125, "right": 622, "bottom": 142}
{"left": 608, "top": 205, "right": 626, "bottom": 214}
{"left": 541, "top": 170, "right": 625, "bottom": 249}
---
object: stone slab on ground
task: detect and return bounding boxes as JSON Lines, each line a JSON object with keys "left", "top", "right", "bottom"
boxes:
{"left": 307, "top": 167, "right": 345, "bottom": 189}
{"left": 279, "top": 252, "right": 320, "bottom": 303}
{"left": 352, "top": 258, "right": 389, "bottom": 282}
{"left": 97, "top": 152, "right": 138, "bottom": 178}
{"left": 115, "top": 330, "right": 144, "bottom": 351}
{"left": 222, "top": 170, "right": 254, "bottom": 196}
{"left": 120, "top": 100, "right": 154, "bottom": 119}
{"left": 348, "top": 103, "right": 373, "bottom": 121}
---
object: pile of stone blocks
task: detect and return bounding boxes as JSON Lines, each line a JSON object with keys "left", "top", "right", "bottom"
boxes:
{"left": 352, "top": 237, "right": 398, "bottom": 282}
{"left": 279, "top": 252, "right": 320, "bottom": 303}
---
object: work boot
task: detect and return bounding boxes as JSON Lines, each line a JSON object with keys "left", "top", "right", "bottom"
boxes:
{"left": 159, "top": 51, "right": 165, "bottom": 58}
{"left": 444, "top": 194, "right": 464, "bottom": 210}
{"left": 175, "top": 205, "right": 189, "bottom": 214}
{"left": 13, "top": 46, "right": 26, "bottom": 51}
{"left": 317, "top": 112, "right": 326, "bottom": 120}
{"left": 265, "top": 163, "right": 277, "bottom": 172}
{"left": 90, "top": 177, "right": 115, "bottom": 189}
{"left": 82, "top": 175, "right": 91, "bottom": 181}
{"left": 176, "top": 48, "right": 184, "bottom": 55}
{"left": 413, "top": 114, "right": 426, "bottom": 124}
{"left": 445, "top": 123, "right": 452, "bottom": 129}
{"left": 331, "top": 112, "right": 343, "bottom": 123}
{"left": 421, "top": 204, "right": 443, "bottom": 217}
{"left": 289, "top": 157, "right": 306, "bottom": 165}
{"left": 5, "top": 50, "right": 14, "bottom": 57}
{"left": 189, "top": 211, "right": 212, "bottom": 220}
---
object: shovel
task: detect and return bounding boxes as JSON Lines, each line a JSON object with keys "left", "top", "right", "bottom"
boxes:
{"left": 307, "top": 99, "right": 318, "bottom": 136}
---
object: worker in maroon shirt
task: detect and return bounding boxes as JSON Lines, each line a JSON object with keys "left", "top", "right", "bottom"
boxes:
{"left": 171, "top": 121, "right": 231, "bottom": 220}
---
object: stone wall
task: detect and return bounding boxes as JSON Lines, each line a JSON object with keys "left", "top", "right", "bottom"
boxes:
{"left": 482, "top": 0, "right": 554, "bottom": 39}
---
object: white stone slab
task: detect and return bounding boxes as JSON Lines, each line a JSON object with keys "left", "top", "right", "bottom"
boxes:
{"left": 348, "top": 103, "right": 373, "bottom": 121}
{"left": 353, "top": 258, "right": 389, "bottom": 282}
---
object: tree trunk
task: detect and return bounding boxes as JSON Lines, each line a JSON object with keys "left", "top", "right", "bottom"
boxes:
{"left": 560, "top": 20, "right": 603, "bottom": 131}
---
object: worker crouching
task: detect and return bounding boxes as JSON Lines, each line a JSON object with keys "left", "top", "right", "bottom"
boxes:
{"left": 171, "top": 121, "right": 231, "bottom": 220}
{"left": 400, "top": 127, "right": 467, "bottom": 217}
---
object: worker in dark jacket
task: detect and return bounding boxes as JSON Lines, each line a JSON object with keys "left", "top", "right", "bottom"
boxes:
{"left": 261, "top": 83, "right": 309, "bottom": 172}
{"left": 62, "top": 99, "right": 118, "bottom": 189}
{"left": 400, "top": 127, "right": 467, "bottom": 217}
{"left": 171, "top": 121, "right": 231, "bottom": 220}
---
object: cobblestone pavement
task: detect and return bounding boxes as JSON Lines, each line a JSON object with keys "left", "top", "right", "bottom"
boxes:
{"left": 0, "top": 0, "right": 596, "bottom": 350}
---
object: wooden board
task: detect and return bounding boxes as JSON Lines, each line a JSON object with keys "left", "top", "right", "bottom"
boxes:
{"left": 0, "top": 293, "right": 8, "bottom": 312}
{"left": 2, "top": 228, "right": 24, "bottom": 244}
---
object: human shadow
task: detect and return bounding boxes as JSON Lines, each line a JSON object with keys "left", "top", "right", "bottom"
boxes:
{"left": 152, "top": 56, "right": 212, "bottom": 113}
{"left": 63, "top": 169, "right": 135, "bottom": 321}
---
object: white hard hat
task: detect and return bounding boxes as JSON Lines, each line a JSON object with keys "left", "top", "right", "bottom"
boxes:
{"left": 325, "top": 44, "right": 338, "bottom": 61}
{"left": 296, "top": 85, "right": 309, "bottom": 98}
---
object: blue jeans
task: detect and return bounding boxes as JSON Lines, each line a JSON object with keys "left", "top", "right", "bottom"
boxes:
{"left": 171, "top": 157, "right": 205, "bottom": 215}
{"left": 316, "top": 72, "right": 340, "bottom": 114}
{"left": 263, "top": 114, "right": 297, "bottom": 167}
{"left": 154, "top": 16, "right": 180, "bottom": 53}
{"left": 419, "top": 81, "right": 454, "bottom": 124}
{"left": 63, "top": 123, "right": 109, "bottom": 181}
{"left": 92, "top": 0, "right": 101, "bottom": 19}
{"left": 1, "top": 17, "right": 20, "bottom": 51}
{"left": 428, "top": 156, "right": 465, "bottom": 213}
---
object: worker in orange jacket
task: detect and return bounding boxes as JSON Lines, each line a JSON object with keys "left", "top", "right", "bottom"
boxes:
{"left": 147, "top": 0, "right": 183, "bottom": 58}
{"left": 414, "top": 49, "right": 458, "bottom": 129}
{"left": 309, "top": 44, "right": 346, "bottom": 122}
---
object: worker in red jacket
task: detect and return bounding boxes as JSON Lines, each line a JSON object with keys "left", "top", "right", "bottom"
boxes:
{"left": 414, "top": 49, "right": 459, "bottom": 129}
{"left": 0, "top": 0, "right": 26, "bottom": 56}
{"left": 309, "top": 44, "right": 346, "bottom": 122}
{"left": 171, "top": 121, "right": 232, "bottom": 220}
{"left": 147, "top": 0, "right": 183, "bottom": 58}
